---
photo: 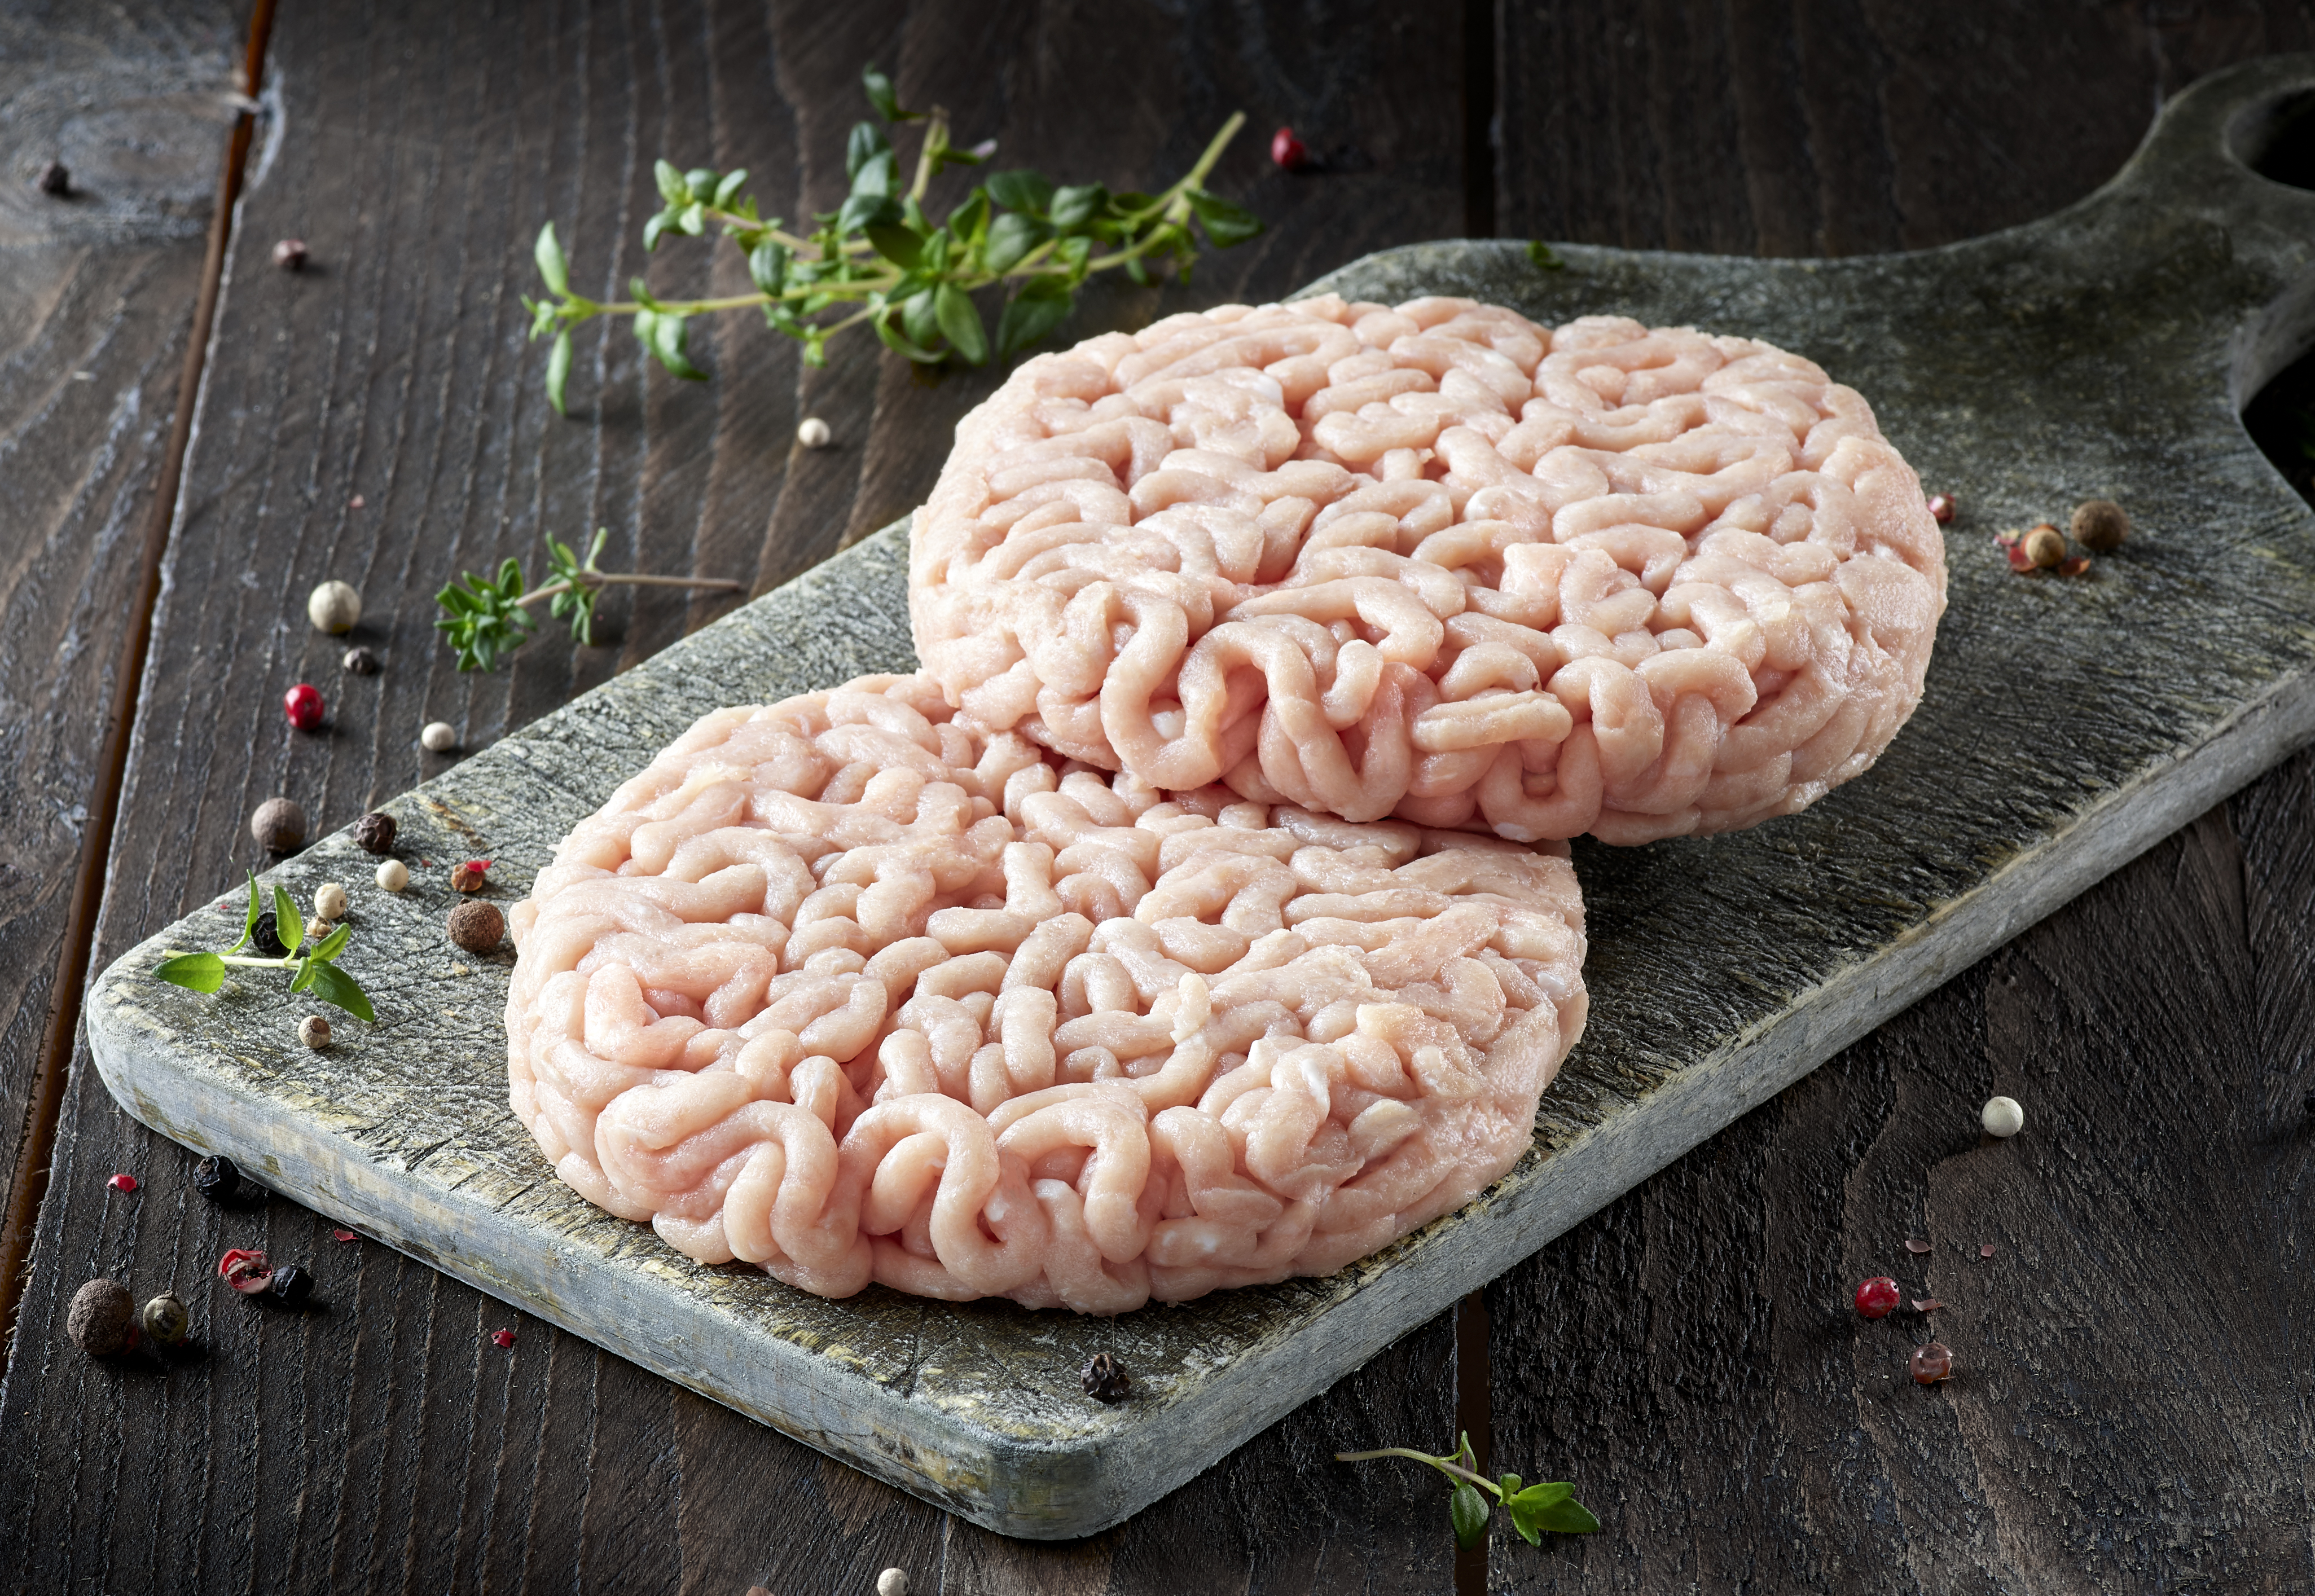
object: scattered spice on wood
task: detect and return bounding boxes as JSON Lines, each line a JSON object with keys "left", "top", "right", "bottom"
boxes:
{"left": 1982, "top": 1095, "right": 2024, "bottom": 1137}
{"left": 1910, "top": 1342, "right": 1954, "bottom": 1384}
{"left": 876, "top": 1569, "right": 910, "bottom": 1596}
{"left": 353, "top": 811, "right": 397, "bottom": 854}
{"left": 195, "top": 1155, "right": 261, "bottom": 1207}
{"left": 272, "top": 238, "right": 309, "bottom": 270}
{"left": 1904, "top": 1237, "right": 1931, "bottom": 1255}
{"left": 68, "top": 1280, "right": 135, "bottom": 1355}
{"left": 1854, "top": 1277, "right": 1900, "bottom": 1318}
{"left": 420, "top": 720, "right": 458, "bottom": 753}
{"left": 1271, "top": 126, "right": 1309, "bottom": 170}
{"left": 218, "top": 1248, "right": 273, "bottom": 1295}
{"left": 1979, "top": 1242, "right": 1997, "bottom": 1260}
{"left": 307, "top": 579, "right": 361, "bottom": 634}
{"left": 332, "top": 1228, "right": 358, "bottom": 1242}
{"left": 450, "top": 859, "right": 491, "bottom": 893}
{"left": 142, "top": 1290, "right": 191, "bottom": 1346}
{"left": 267, "top": 1264, "right": 314, "bottom": 1305}
{"left": 251, "top": 796, "right": 308, "bottom": 853}
{"left": 2071, "top": 497, "right": 2129, "bottom": 551}
{"left": 1925, "top": 493, "right": 1956, "bottom": 524}
{"left": 1912, "top": 1298, "right": 1943, "bottom": 1313}
{"left": 284, "top": 682, "right": 325, "bottom": 731}
{"left": 342, "top": 645, "right": 381, "bottom": 675}
{"left": 797, "top": 416, "right": 832, "bottom": 449}
{"left": 1081, "top": 1351, "right": 1130, "bottom": 1402}
{"left": 348, "top": 494, "right": 365, "bottom": 509}
{"left": 107, "top": 1172, "right": 138, "bottom": 1194}
{"left": 447, "top": 899, "right": 506, "bottom": 953}
{"left": 490, "top": 1329, "right": 516, "bottom": 1349}
{"left": 36, "top": 160, "right": 71, "bottom": 196}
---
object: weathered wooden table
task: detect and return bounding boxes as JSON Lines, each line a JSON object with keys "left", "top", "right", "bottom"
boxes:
{"left": 5, "top": 5, "right": 2314, "bottom": 1591}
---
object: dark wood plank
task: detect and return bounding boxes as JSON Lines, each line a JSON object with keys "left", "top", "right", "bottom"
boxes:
{"left": 1481, "top": 7, "right": 2315, "bottom": 1588}
{"left": 0, "top": 3, "right": 241, "bottom": 1304}
{"left": 0, "top": 0, "right": 1468, "bottom": 1588}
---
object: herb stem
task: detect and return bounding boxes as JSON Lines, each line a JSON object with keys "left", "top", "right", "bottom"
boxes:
{"left": 1333, "top": 1447, "right": 1503, "bottom": 1498}
{"left": 514, "top": 573, "right": 745, "bottom": 608}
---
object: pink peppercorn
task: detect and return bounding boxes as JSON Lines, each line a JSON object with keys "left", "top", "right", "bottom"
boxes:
{"left": 1271, "top": 127, "right": 1308, "bottom": 170}
{"left": 1854, "top": 1276, "right": 1900, "bottom": 1318}
{"left": 1926, "top": 493, "right": 1956, "bottom": 524}
{"left": 284, "top": 683, "right": 324, "bottom": 731}
{"left": 491, "top": 1329, "right": 516, "bottom": 1349}
{"left": 107, "top": 1173, "right": 138, "bottom": 1194}
{"left": 219, "top": 1247, "right": 273, "bottom": 1294}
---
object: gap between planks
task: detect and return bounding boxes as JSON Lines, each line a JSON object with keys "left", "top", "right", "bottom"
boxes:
{"left": 0, "top": 0, "right": 279, "bottom": 1369}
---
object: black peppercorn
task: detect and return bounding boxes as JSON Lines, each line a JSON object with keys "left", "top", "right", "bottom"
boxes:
{"left": 266, "top": 1264, "right": 313, "bottom": 1305}
{"left": 251, "top": 911, "right": 288, "bottom": 958}
{"left": 36, "top": 160, "right": 69, "bottom": 197}
{"left": 1081, "top": 1352, "right": 1130, "bottom": 1402}
{"left": 342, "top": 645, "right": 381, "bottom": 676}
{"left": 352, "top": 810, "right": 397, "bottom": 855}
{"left": 194, "top": 1154, "right": 261, "bottom": 1207}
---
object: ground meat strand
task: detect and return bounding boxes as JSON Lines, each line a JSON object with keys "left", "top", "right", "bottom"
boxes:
{"left": 506, "top": 674, "right": 1587, "bottom": 1312}
{"left": 910, "top": 295, "right": 1946, "bottom": 843}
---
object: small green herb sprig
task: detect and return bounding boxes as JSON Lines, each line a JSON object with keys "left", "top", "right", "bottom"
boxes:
{"left": 156, "top": 874, "right": 375, "bottom": 1022}
{"left": 1338, "top": 1433, "right": 1599, "bottom": 1549}
{"left": 520, "top": 64, "right": 1261, "bottom": 411}
{"left": 434, "top": 529, "right": 743, "bottom": 672}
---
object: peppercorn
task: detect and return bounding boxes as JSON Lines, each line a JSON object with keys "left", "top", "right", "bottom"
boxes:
{"left": 219, "top": 1247, "right": 273, "bottom": 1294}
{"left": 1080, "top": 1351, "right": 1130, "bottom": 1402}
{"left": 36, "top": 160, "right": 71, "bottom": 197}
{"left": 142, "top": 1290, "right": 191, "bottom": 1347}
{"left": 1925, "top": 493, "right": 1956, "bottom": 524}
{"left": 1271, "top": 127, "right": 1308, "bottom": 170}
{"left": 2021, "top": 523, "right": 2065, "bottom": 570}
{"left": 266, "top": 1264, "right": 314, "bottom": 1305}
{"left": 375, "top": 858, "right": 410, "bottom": 892}
{"left": 876, "top": 1570, "right": 909, "bottom": 1596}
{"left": 314, "top": 881, "right": 349, "bottom": 920}
{"left": 450, "top": 859, "right": 490, "bottom": 893}
{"left": 420, "top": 720, "right": 457, "bottom": 753}
{"left": 249, "top": 910, "right": 289, "bottom": 958}
{"left": 251, "top": 796, "right": 308, "bottom": 854}
{"left": 490, "top": 1327, "right": 516, "bottom": 1348}
{"left": 284, "top": 682, "right": 325, "bottom": 731}
{"left": 107, "top": 1172, "right": 138, "bottom": 1194}
{"left": 2071, "top": 497, "right": 2129, "bottom": 552}
{"left": 273, "top": 238, "right": 308, "bottom": 270}
{"left": 307, "top": 579, "right": 362, "bottom": 634}
{"left": 447, "top": 899, "right": 505, "bottom": 953}
{"left": 194, "top": 1154, "right": 262, "bottom": 1207}
{"left": 1910, "top": 1341, "right": 1954, "bottom": 1384}
{"left": 353, "top": 811, "right": 397, "bottom": 854}
{"left": 797, "top": 416, "right": 833, "bottom": 449}
{"left": 298, "top": 1015, "right": 332, "bottom": 1049}
{"left": 342, "top": 645, "right": 381, "bottom": 676}
{"left": 67, "top": 1278, "right": 135, "bottom": 1355}
{"left": 1981, "top": 1094, "right": 2024, "bottom": 1137}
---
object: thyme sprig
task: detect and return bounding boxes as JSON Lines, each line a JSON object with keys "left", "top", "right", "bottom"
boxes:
{"left": 434, "top": 529, "right": 743, "bottom": 671}
{"left": 1337, "top": 1433, "right": 1600, "bottom": 1549}
{"left": 521, "top": 64, "right": 1260, "bottom": 411}
{"left": 156, "top": 873, "right": 375, "bottom": 1022}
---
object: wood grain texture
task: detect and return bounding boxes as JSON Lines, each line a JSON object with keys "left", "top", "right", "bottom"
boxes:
{"left": 0, "top": 2, "right": 240, "bottom": 1268}
{"left": 0, "top": 0, "right": 1468, "bottom": 1586}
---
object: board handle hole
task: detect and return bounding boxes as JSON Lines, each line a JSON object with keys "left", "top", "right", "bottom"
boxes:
{"left": 2229, "top": 89, "right": 2315, "bottom": 192}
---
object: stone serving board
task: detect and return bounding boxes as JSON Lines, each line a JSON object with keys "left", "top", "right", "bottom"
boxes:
{"left": 85, "top": 58, "right": 2315, "bottom": 1540}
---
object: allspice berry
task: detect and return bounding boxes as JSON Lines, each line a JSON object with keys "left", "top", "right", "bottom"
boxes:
{"left": 68, "top": 1278, "right": 135, "bottom": 1355}
{"left": 2022, "top": 523, "right": 2066, "bottom": 570}
{"left": 353, "top": 810, "right": 397, "bottom": 855}
{"left": 2071, "top": 498, "right": 2130, "bottom": 552}
{"left": 307, "top": 579, "right": 362, "bottom": 634}
{"left": 142, "top": 1290, "right": 191, "bottom": 1347}
{"left": 251, "top": 796, "right": 308, "bottom": 854}
{"left": 298, "top": 1014, "right": 332, "bottom": 1049}
{"left": 447, "top": 899, "right": 505, "bottom": 953}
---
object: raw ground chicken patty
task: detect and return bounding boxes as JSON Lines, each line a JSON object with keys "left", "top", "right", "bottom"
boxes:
{"left": 911, "top": 294, "right": 1947, "bottom": 843}
{"left": 506, "top": 674, "right": 1587, "bottom": 1313}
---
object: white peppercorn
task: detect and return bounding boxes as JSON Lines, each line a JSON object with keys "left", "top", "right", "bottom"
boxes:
{"left": 375, "top": 858, "right": 410, "bottom": 892}
{"left": 1981, "top": 1095, "right": 2024, "bottom": 1137}
{"left": 797, "top": 416, "right": 833, "bottom": 449}
{"left": 876, "top": 1571, "right": 908, "bottom": 1596}
{"left": 307, "top": 579, "right": 362, "bottom": 634}
{"left": 314, "top": 882, "right": 348, "bottom": 921}
{"left": 420, "top": 720, "right": 457, "bottom": 753}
